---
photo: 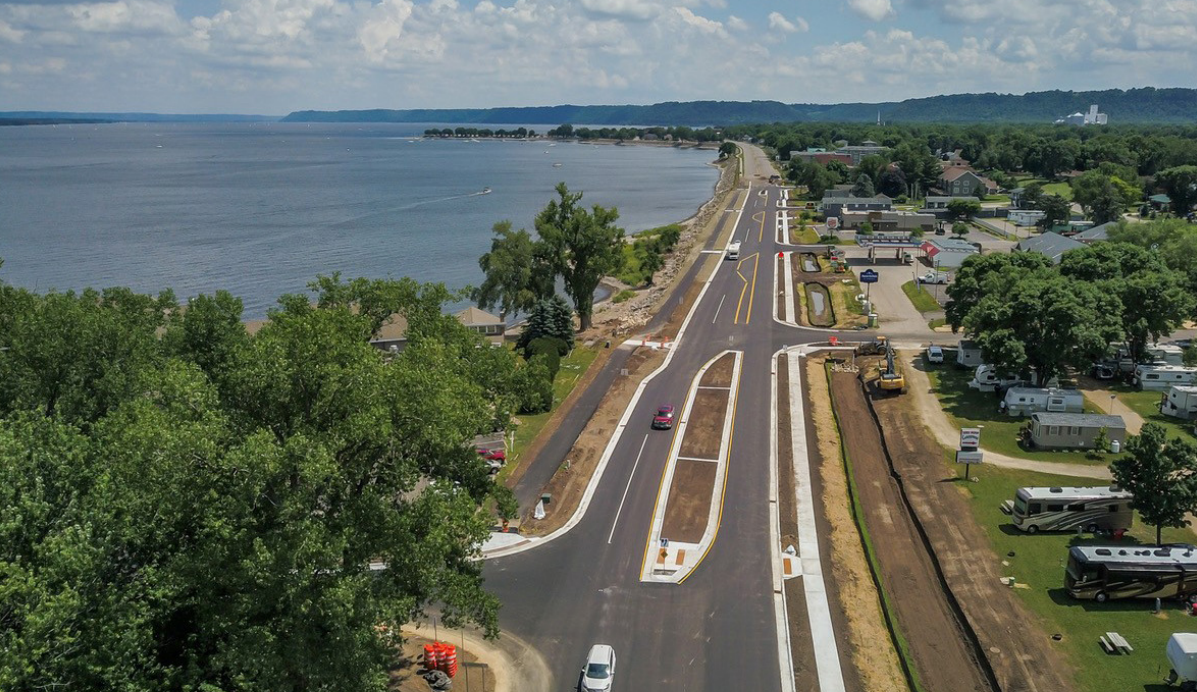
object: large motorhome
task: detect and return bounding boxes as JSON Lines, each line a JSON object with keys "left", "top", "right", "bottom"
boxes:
{"left": 1134, "top": 364, "right": 1197, "bottom": 391}
{"left": 1162, "top": 385, "right": 1197, "bottom": 421}
{"left": 1009, "top": 486, "right": 1133, "bottom": 534}
{"left": 1065, "top": 544, "right": 1197, "bottom": 603}
{"left": 726, "top": 241, "right": 741, "bottom": 260}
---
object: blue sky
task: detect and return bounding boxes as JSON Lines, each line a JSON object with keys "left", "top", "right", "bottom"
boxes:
{"left": 0, "top": 0, "right": 1192, "bottom": 114}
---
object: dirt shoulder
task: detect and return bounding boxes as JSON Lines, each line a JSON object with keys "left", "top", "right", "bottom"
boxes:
{"left": 829, "top": 369, "right": 993, "bottom": 692}
{"left": 870, "top": 387, "right": 1074, "bottom": 692}
{"left": 802, "top": 355, "right": 904, "bottom": 692}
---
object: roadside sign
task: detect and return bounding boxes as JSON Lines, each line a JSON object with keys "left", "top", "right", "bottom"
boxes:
{"left": 960, "top": 427, "right": 981, "bottom": 450}
{"left": 826, "top": 217, "right": 839, "bottom": 230}
{"left": 956, "top": 450, "right": 984, "bottom": 464}
{"left": 860, "top": 269, "right": 879, "bottom": 284}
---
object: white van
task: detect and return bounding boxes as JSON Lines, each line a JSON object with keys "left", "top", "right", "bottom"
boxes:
{"left": 726, "top": 242, "right": 741, "bottom": 260}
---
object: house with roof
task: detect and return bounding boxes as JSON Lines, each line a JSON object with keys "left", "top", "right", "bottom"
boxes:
{"left": 1149, "top": 193, "right": 1172, "bottom": 211}
{"left": 937, "top": 168, "right": 999, "bottom": 197}
{"left": 823, "top": 195, "right": 893, "bottom": 219}
{"left": 1029, "top": 412, "right": 1126, "bottom": 450}
{"left": 1015, "top": 232, "right": 1085, "bottom": 264}
{"left": 921, "top": 237, "right": 980, "bottom": 268}
{"left": 837, "top": 140, "right": 889, "bottom": 165}
{"left": 924, "top": 196, "right": 979, "bottom": 210}
{"left": 791, "top": 149, "right": 854, "bottom": 166}
{"left": 1073, "top": 221, "right": 1116, "bottom": 244}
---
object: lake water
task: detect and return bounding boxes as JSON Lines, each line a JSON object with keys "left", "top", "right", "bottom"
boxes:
{"left": 0, "top": 122, "right": 721, "bottom": 318}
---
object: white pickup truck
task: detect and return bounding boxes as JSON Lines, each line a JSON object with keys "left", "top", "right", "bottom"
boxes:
{"left": 919, "top": 270, "right": 949, "bottom": 284}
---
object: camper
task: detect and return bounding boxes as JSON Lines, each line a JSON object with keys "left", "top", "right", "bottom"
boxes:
{"left": 726, "top": 241, "right": 741, "bottom": 260}
{"left": 1134, "top": 364, "right": 1197, "bottom": 391}
{"left": 1001, "top": 387, "right": 1084, "bottom": 416}
{"left": 1162, "top": 385, "right": 1197, "bottom": 421}
{"left": 1167, "top": 633, "right": 1197, "bottom": 690}
{"left": 1065, "top": 544, "right": 1197, "bottom": 603}
{"left": 969, "top": 364, "right": 1024, "bottom": 392}
{"left": 1009, "top": 486, "right": 1133, "bottom": 534}
{"left": 956, "top": 340, "right": 983, "bottom": 369}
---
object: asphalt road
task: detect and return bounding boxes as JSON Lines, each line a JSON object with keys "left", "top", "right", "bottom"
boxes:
{"left": 485, "top": 147, "right": 839, "bottom": 692}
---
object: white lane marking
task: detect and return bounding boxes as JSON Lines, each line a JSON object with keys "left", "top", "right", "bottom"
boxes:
{"left": 712, "top": 294, "right": 727, "bottom": 323}
{"left": 608, "top": 434, "right": 650, "bottom": 544}
{"left": 769, "top": 349, "right": 794, "bottom": 692}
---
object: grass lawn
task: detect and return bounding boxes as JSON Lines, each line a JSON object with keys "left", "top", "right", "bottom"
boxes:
{"left": 928, "top": 317, "right": 947, "bottom": 330}
{"left": 496, "top": 346, "right": 601, "bottom": 484}
{"left": 901, "top": 280, "right": 941, "bottom": 313}
{"left": 612, "top": 289, "right": 637, "bottom": 304}
{"left": 926, "top": 366, "right": 1119, "bottom": 466}
{"left": 959, "top": 460, "right": 1196, "bottom": 692}
{"left": 829, "top": 275, "right": 867, "bottom": 324}
{"left": 793, "top": 225, "right": 820, "bottom": 244}
{"left": 1112, "top": 387, "right": 1197, "bottom": 442}
{"left": 1042, "top": 181, "right": 1073, "bottom": 200}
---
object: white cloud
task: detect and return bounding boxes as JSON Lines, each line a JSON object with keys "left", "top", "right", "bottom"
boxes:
{"left": 768, "top": 12, "right": 808, "bottom": 33}
{"left": 671, "top": 7, "right": 725, "bottom": 36}
{"left": 726, "top": 14, "right": 747, "bottom": 32}
{"left": 579, "top": 0, "right": 660, "bottom": 21}
{"left": 358, "top": 0, "right": 414, "bottom": 62}
{"left": 846, "top": 0, "right": 895, "bottom": 21}
{"left": 0, "top": 20, "right": 25, "bottom": 42}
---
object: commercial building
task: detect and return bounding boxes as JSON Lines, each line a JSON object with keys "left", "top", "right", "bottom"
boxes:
{"left": 921, "top": 237, "right": 981, "bottom": 268}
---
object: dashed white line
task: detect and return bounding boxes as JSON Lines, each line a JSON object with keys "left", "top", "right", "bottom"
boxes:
{"left": 712, "top": 294, "right": 727, "bottom": 323}
{"left": 608, "top": 434, "right": 650, "bottom": 544}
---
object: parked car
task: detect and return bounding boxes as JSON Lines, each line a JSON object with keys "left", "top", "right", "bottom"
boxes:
{"left": 919, "top": 270, "right": 949, "bottom": 284}
{"left": 652, "top": 405, "right": 675, "bottom": 430}
{"left": 580, "top": 645, "right": 616, "bottom": 692}
{"left": 477, "top": 448, "right": 506, "bottom": 474}
{"left": 926, "top": 345, "right": 944, "bottom": 364}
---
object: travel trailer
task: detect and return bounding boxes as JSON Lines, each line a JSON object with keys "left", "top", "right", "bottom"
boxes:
{"left": 1134, "top": 364, "right": 1197, "bottom": 391}
{"left": 1162, "top": 385, "right": 1197, "bottom": 421}
{"left": 1001, "top": 387, "right": 1084, "bottom": 416}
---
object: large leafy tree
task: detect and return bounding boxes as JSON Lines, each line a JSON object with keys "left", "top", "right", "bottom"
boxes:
{"left": 535, "top": 183, "right": 625, "bottom": 331}
{"left": 474, "top": 221, "right": 554, "bottom": 322}
{"left": 1112, "top": 424, "right": 1197, "bottom": 546}
{"left": 945, "top": 252, "right": 1053, "bottom": 332}
{"left": 1035, "top": 193, "right": 1073, "bottom": 229}
{"left": 1155, "top": 165, "right": 1197, "bottom": 216}
{"left": 963, "top": 268, "right": 1121, "bottom": 384}
{"left": 850, "top": 173, "right": 875, "bottom": 198}
{"left": 1059, "top": 243, "right": 1194, "bottom": 362}
{"left": 0, "top": 274, "right": 522, "bottom": 692}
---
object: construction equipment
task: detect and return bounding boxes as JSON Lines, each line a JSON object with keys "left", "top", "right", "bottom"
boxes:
{"left": 877, "top": 344, "right": 906, "bottom": 394}
{"left": 855, "top": 335, "right": 889, "bottom": 356}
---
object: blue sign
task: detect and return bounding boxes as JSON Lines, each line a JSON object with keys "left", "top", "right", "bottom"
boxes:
{"left": 860, "top": 269, "right": 879, "bottom": 284}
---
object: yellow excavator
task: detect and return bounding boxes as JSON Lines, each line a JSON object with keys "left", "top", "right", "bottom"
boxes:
{"left": 855, "top": 335, "right": 889, "bottom": 356}
{"left": 877, "top": 344, "right": 906, "bottom": 394}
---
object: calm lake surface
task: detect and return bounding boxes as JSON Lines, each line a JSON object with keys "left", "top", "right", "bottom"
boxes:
{"left": 0, "top": 122, "right": 721, "bottom": 318}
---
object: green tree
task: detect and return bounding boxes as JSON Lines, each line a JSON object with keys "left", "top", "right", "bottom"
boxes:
{"left": 1020, "top": 182, "right": 1045, "bottom": 209}
{"left": 474, "top": 221, "right": 553, "bottom": 322}
{"left": 1156, "top": 165, "right": 1197, "bottom": 215}
{"left": 1112, "top": 423, "right": 1197, "bottom": 546}
{"left": 850, "top": 173, "right": 875, "bottom": 198}
{"left": 517, "top": 296, "right": 574, "bottom": 353}
{"left": 0, "top": 277, "right": 522, "bottom": 692}
{"left": 535, "top": 183, "right": 626, "bottom": 331}
{"left": 963, "top": 269, "right": 1121, "bottom": 384}
{"left": 951, "top": 221, "right": 969, "bottom": 236}
{"left": 718, "top": 141, "right": 738, "bottom": 159}
{"left": 946, "top": 198, "right": 982, "bottom": 220}
{"left": 1035, "top": 194, "right": 1072, "bottom": 229}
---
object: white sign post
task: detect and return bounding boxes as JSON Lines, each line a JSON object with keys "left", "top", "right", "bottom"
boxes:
{"left": 959, "top": 427, "right": 981, "bottom": 450}
{"left": 958, "top": 427, "right": 983, "bottom": 479}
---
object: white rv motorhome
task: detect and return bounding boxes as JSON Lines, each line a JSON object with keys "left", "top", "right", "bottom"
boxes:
{"left": 1001, "top": 387, "right": 1084, "bottom": 416}
{"left": 1009, "top": 486, "right": 1133, "bottom": 534}
{"left": 1162, "top": 385, "right": 1197, "bottom": 421}
{"left": 1134, "top": 364, "right": 1197, "bottom": 391}
{"left": 726, "top": 241, "right": 741, "bottom": 260}
{"left": 969, "top": 364, "right": 1022, "bottom": 392}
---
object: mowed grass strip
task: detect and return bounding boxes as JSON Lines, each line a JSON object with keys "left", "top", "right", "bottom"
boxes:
{"left": 661, "top": 460, "right": 718, "bottom": 544}
{"left": 679, "top": 390, "right": 729, "bottom": 459}
{"left": 901, "top": 280, "right": 941, "bottom": 313}
{"left": 961, "top": 460, "right": 1197, "bottom": 692}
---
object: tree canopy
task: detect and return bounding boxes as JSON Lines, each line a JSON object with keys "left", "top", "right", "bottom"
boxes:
{"left": 1112, "top": 423, "right": 1197, "bottom": 545}
{"left": 0, "top": 271, "right": 526, "bottom": 692}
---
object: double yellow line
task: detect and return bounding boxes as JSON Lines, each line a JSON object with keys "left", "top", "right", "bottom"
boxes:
{"left": 734, "top": 252, "right": 759, "bottom": 325}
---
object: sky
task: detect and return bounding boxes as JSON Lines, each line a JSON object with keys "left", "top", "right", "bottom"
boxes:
{"left": 0, "top": 0, "right": 1194, "bottom": 115}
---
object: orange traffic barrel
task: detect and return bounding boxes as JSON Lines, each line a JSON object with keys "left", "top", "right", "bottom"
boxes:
{"left": 441, "top": 644, "right": 458, "bottom": 677}
{"left": 423, "top": 644, "right": 439, "bottom": 671}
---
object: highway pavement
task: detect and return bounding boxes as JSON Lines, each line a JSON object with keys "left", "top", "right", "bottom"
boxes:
{"left": 484, "top": 149, "right": 860, "bottom": 692}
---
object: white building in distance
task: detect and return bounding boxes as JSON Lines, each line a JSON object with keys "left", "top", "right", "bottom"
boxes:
{"left": 1055, "top": 104, "right": 1107, "bottom": 126}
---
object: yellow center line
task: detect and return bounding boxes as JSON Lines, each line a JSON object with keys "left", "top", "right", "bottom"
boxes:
{"left": 734, "top": 262, "right": 749, "bottom": 325}
{"left": 758, "top": 208, "right": 766, "bottom": 242}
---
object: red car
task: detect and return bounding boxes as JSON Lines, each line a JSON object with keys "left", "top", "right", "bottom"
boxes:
{"left": 651, "top": 405, "right": 675, "bottom": 430}
{"left": 477, "top": 448, "right": 507, "bottom": 473}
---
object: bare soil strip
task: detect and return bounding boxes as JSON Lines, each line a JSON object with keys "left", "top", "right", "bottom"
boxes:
{"left": 829, "top": 370, "right": 994, "bottom": 692}
{"left": 678, "top": 389, "right": 730, "bottom": 459}
{"left": 870, "top": 388, "right": 1074, "bottom": 692}
{"left": 702, "top": 352, "right": 736, "bottom": 387}
{"left": 661, "top": 460, "right": 718, "bottom": 543}
{"left": 777, "top": 355, "right": 822, "bottom": 691}
{"left": 776, "top": 254, "right": 787, "bottom": 320}
{"left": 804, "top": 357, "right": 906, "bottom": 692}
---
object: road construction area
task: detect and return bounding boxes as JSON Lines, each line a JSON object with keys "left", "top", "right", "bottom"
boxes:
{"left": 823, "top": 355, "right": 1072, "bottom": 692}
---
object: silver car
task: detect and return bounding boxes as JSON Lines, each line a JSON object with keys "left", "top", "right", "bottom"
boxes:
{"left": 580, "top": 644, "right": 616, "bottom": 692}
